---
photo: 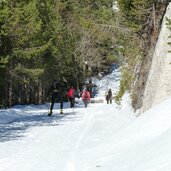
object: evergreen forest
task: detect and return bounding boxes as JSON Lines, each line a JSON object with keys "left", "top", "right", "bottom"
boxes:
{"left": 0, "top": 0, "right": 169, "bottom": 108}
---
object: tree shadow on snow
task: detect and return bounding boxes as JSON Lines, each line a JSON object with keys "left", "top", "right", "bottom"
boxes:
{"left": 0, "top": 111, "right": 77, "bottom": 142}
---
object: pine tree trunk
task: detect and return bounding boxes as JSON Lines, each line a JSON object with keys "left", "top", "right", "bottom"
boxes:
{"left": 8, "top": 74, "right": 12, "bottom": 107}
{"left": 5, "top": 76, "right": 8, "bottom": 108}
{"left": 38, "top": 81, "right": 42, "bottom": 104}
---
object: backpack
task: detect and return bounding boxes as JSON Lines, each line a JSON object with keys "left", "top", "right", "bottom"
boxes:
{"left": 83, "top": 91, "right": 89, "bottom": 99}
{"left": 53, "top": 81, "right": 59, "bottom": 92}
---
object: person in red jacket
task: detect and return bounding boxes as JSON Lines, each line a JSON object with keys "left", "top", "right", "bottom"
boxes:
{"left": 82, "top": 89, "right": 90, "bottom": 108}
{"left": 67, "top": 86, "right": 76, "bottom": 108}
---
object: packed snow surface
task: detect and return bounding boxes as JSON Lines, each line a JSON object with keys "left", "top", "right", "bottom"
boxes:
{"left": 1, "top": 67, "right": 171, "bottom": 171}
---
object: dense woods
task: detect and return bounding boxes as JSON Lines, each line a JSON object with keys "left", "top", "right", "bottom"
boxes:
{"left": 0, "top": 0, "right": 170, "bottom": 108}
{"left": 0, "top": 0, "right": 117, "bottom": 107}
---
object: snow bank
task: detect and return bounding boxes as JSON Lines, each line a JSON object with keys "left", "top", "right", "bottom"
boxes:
{"left": 0, "top": 109, "right": 22, "bottom": 124}
{"left": 2, "top": 61, "right": 171, "bottom": 170}
{"left": 0, "top": 104, "right": 49, "bottom": 124}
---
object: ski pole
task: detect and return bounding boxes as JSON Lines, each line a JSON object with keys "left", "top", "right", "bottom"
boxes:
{"left": 47, "top": 101, "right": 51, "bottom": 114}
{"left": 71, "top": 107, "right": 76, "bottom": 117}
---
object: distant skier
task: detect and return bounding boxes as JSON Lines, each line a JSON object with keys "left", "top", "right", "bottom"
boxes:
{"left": 47, "top": 78, "right": 67, "bottom": 116}
{"left": 82, "top": 89, "right": 90, "bottom": 108}
{"left": 85, "top": 79, "right": 97, "bottom": 98}
{"left": 105, "top": 88, "right": 112, "bottom": 104}
{"left": 67, "top": 86, "right": 76, "bottom": 108}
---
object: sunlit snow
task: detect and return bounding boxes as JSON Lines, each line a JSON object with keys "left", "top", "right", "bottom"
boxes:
{"left": 1, "top": 66, "right": 171, "bottom": 171}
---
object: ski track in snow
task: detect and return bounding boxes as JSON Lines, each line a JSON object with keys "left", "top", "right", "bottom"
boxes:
{"left": 0, "top": 65, "right": 135, "bottom": 171}
{"left": 65, "top": 67, "right": 121, "bottom": 171}
{"left": 66, "top": 107, "right": 96, "bottom": 171}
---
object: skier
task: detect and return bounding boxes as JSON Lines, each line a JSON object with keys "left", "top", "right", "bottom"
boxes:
{"left": 67, "top": 86, "right": 76, "bottom": 108}
{"left": 105, "top": 88, "right": 112, "bottom": 104}
{"left": 47, "top": 79, "right": 67, "bottom": 116}
{"left": 82, "top": 89, "right": 90, "bottom": 108}
{"left": 85, "top": 79, "right": 97, "bottom": 98}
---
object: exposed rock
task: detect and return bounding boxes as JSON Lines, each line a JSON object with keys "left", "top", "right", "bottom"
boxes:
{"left": 132, "top": 4, "right": 168, "bottom": 112}
{"left": 140, "top": 3, "right": 171, "bottom": 113}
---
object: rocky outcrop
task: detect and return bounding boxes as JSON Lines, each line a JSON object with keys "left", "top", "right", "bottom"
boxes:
{"left": 140, "top": 3, "right": 171, "bottom": 113}
{"left": 132, "top": 4, "right": 167, "bottom": 112}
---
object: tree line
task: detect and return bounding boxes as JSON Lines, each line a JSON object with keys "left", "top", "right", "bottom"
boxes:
{"left": 0, "top": 0, "right": 119, "bottom": 107}
{"left": 0, "top": 0, "right": 169, "bottom": 109}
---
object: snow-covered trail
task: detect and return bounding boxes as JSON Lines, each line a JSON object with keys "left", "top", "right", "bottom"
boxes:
{"left": 0, "top": 66, "right": 135, "bottom": 171}
{"left": 3, "top": 65, "right": 171, "bottom": 170}
{"left": 0, "top": 98, "right": 134, "bottom": 171}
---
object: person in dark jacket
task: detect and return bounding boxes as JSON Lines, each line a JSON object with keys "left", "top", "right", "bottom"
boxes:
{"left": 105, "top": 88, "right": 112, "bottom": 104}
{"left": 47, "top": 79, "right": 67, "bottom": 116}
{"left": 85, "top": 79, "right": 97, "bottom": 98}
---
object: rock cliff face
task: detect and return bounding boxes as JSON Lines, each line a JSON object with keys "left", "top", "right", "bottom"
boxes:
{"left": 140, "top": 3, "right": 171, "bottom": 113}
